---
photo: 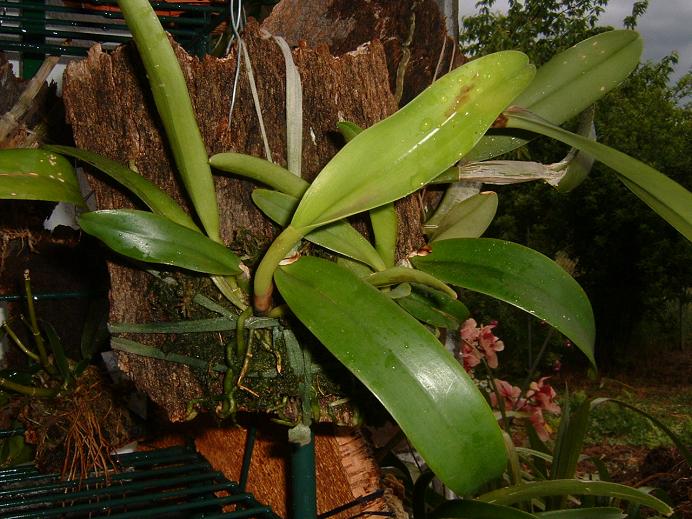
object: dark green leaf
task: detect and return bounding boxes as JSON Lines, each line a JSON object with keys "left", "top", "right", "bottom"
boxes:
{"left": 412, "top": 239, "right": 595, "bottom": 365}
{"left": 45, "top": 145, "right": 197, "bottom": 230}
{"left": 275, "top": 257, "right": 506, "bottom": 495}
{"left": 397, "top": 293, "right": 460, "bottom": 329}
{"left": 0, "top": 148, "right": 84, "bottom": 206}
{"left": 78, "top": 209, "right": 242, "bottom": 275}
{"left": 426, "top": 192, "right": 498, "bottom": 242}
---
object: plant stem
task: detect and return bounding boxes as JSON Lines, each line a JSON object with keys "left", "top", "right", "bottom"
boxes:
{"left": 0, "top": 377, "right": 58, "bottom": 398}
{"left": 23, "top": 270, "right": 55, "bottom": 375}
{"left": 1, "top": 321, "right": 39, "bottom": 362}
{"left": 253, "top": 225, "right": 305, "bottom": 313}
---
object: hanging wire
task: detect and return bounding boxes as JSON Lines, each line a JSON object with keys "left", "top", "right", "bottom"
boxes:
{"left": 226, "top": 0, "right": 245, "bottom": 127}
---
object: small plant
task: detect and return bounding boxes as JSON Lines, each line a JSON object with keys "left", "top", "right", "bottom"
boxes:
{"left": 0, "top": 271, "right": 131, "bottom": 479}
{"left": 0, "top": 0, "right": 690, "bottom": 498}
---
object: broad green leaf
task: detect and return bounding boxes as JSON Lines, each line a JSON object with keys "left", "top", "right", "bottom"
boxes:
{"left": 338, "top": 120, "right": 398, "bottom": 267}
{"left": 478, "top": 480, "right": 673, "bottom": 516}
{"left": 468, "top": 30, "right": 642, "bottom": 161}
{"left": 431, "top": 500, "right": 539, "bottom": 519}
{"left": 252, "top": 189, "right": 386, "bottom": 271}
{"left": 426, "top": 192, "right": 498, "bottom": 242}
{"left": 0, "top": 148, "right": 84, "bottom": 206}
{"left": 275, "top": 256, "right": 506, "bottom": 495}
{"left": 44, "top": 145, "right": 197, "bottom": 230}
{"left": 412, "top": 239, "right": 595, "bottom": 365}
{"left": 536, "top": 508, "right": 626, "bottom": 518}
{"left": 210, "top": 152, "right": 309, "bottom": 198}
{"left": 386, "top": 282, "right": 412, "bottom": 299}
{"left": 506, "top": 110, "right": 692, "bottom": 241}
{"left": 118, "top": 0, "right": 220, "bottom": 241}
{"left": 365, "top": 267, "right": 458, "bottom": 299}
{"left": 290, "top": 51, "right": 535, "bottom": 230}
{"left": 78, "top": 209, "right": 241, "bottom": 275}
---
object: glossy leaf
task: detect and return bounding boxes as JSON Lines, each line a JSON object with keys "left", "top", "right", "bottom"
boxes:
{"left": 507, "top": 110, "right": 692, "bottom": 241}
{"left": 118, "top": 0, "right": 220, "bottom": 241}
{"left": 275, "top": 256, "right": 506, "bottom": 495}
{"left": 45, "top": 145, "right": 197, "bottom": 230}
{"left": 431, "top": 500, "right": 538, "bottom": 519}
{"left": 0, "top": 148, "right": 84, "bottom": 206}
{"left": 78, "top": 209, "right": 241, "bottom": 275}
{"left": 478, "top": 480, "right": 673, "bottom": 516}
{"left": 412, "top": 239, "right": 595, "bottom": 365}
{"left": 252, "top": 189, "right": 385, "bottom": 271}
{"left": 210, "top": 152, "right": 309, "bottom": 198}
{"left": 290, "top": 51, "right": 535, "bottom": 230}
{"left": 552, "top": 397, "right": 592, "bottom": 481}
{"left": 426, "top": 192, "right": 498, "bottom": 242}
{"left": 468, "top": 30, "right": 642, "bottom": 161}
{"left": 338, "top": 120, "right": 398, "bottom": 267}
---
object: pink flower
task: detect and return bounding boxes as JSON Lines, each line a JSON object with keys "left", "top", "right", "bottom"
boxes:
{"left": 527, "top": 377, "right": 561, "bottom": 415}
{"left": 478, "top": 323, "right": 504, "bottom": 369}
{"left": 460, "top": 343, "right": 482, "bottom": 372}
{"left": 528, "top": 408, "right": 554, "bottom": 441}
{"left": 459, "top": 318, "right": 505, "bottom": 369}
{"left": 490, "top": 379, "right": 522, "bottom": 411}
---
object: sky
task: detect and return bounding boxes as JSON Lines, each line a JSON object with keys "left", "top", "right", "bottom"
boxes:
{"left": 457, "top": 0, "right": 692, "bottom": 82}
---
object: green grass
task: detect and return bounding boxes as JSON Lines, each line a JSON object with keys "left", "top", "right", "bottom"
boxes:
{"left": 565, "top": 383, "right": 692, "bottom": 449}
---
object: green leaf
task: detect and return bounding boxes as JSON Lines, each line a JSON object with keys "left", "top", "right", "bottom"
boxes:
{"left": 412, "top": 239, "right": 595, "bottom": 365}
{"left": 290, "top": 51, "right": 535, "bottom": 230}
{"left": 275, "top": 256, "right": 506, "bottom": 495}
{"left": 365, "top": 267, "right": 458, "bottom": 300}
{"left": 506, "top": 110, "right": 692, "bottom": 241}
{"left": 552, "top": 397, "right": 591, "bottom": 481}
{"left": 478, "top": 480, "right": 673, "bottom": 516}
{"left": 0, "top": 148, "right": 84, "bottom": 206}
{"left": 118, "top": 0, "right": 220, "bottom": 241}
{"left": 426, "top": 192, "right": 498, "bottom": 242}
{"left": 41, "top": 320, "right": 72, "bottom": 383}
{"left": 431, "top": 499, "right": 539, "bottom": 519}
{"left": 338, "top": 120, "right": 398, "bottom": 267}
{"left": 78, "top": 209, "right": 242, "bottom": 275}
{"left": 252, "top": 189, "right": 386, "bottom": 271}
{"left": 468, "top": 30, "right": 643, "bottom": 161}
{"left": 210, "top": 152, "right": 309, "bottom": 198}
{"left": 535, "top": 508, "right": 626, "bottom": 519}
{"left": 555, "top": 106, "right": 596, "bottom": 193}
{"left": 44, "top": 145, "right": 198, "bottom": 230}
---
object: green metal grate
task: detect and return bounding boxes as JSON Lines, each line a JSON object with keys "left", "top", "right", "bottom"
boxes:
{"left": 0, "top": 428, "right": 280, "bottom": 518}
{"left": 0, "top": 0, "right": 228, "bottom": 77}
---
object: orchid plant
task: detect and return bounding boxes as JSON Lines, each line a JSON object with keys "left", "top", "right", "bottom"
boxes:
{"left": 0, "top": 0, "right": 690, "bottom": 504}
